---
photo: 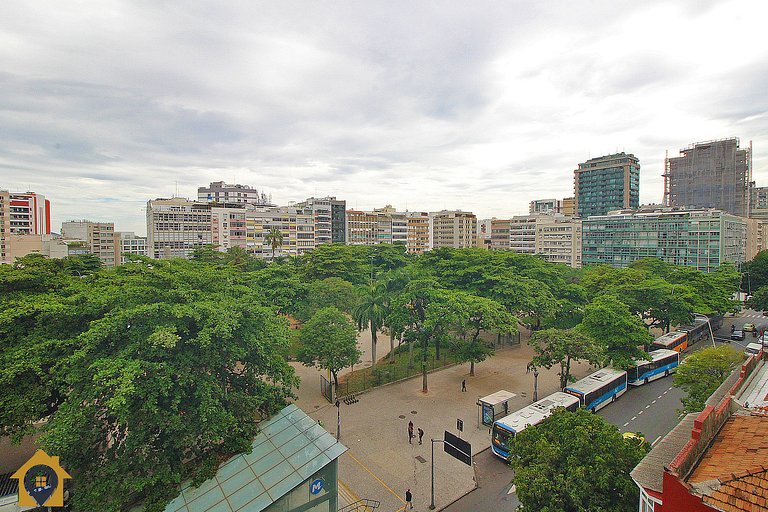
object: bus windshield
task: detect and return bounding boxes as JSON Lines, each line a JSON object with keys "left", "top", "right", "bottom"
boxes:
{"left": 492, "top": 424, "right": 513, "bottom": 451}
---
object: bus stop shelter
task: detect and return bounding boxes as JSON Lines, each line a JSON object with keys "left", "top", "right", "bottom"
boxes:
{"left": 477, "top": 390, "right": 516, "bottom": 429}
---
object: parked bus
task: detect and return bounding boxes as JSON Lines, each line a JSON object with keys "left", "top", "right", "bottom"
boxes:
{"left": 564, "top": 368, "right": 628, "bottom": 412}
{"left": 651, "top": 331, "right": 689, "bottom": 353}
{"left": 491, "top": 392, "right": 580, "bottom": 459}
{"left": 677, "top": 318, "right": 710, "bottom": 346}
{"left": 627, "top": 349, "right": 679, "bottom": 386}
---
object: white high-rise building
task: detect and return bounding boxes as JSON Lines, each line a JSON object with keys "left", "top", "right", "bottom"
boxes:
{"left": 198, "top": 181, "right": 273, "bottom": 206}
{"left": 431, "top": 210, "right": 477, "bottom": 249}
{"left": 146, "top": 198, "right": 213, "bottom": 259}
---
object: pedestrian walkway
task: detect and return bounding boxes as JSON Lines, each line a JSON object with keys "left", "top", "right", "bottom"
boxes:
{"left": 290, "top": 330, "right": 595, "bottom": 511}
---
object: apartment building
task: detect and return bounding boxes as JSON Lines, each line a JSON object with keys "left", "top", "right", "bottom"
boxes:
{"left": 346, "top": 209, "right": 379, "bottom": 245}
{"left": 61, "top": 220, "right": 120, "bottom": 266}
{"left": 198, "top": 181, "right": 273, "bottom": 206}
{"left": 211, "top": 206, "right": 247, "bottom": 251}
{"left": 745, "top": 218, "right": 766, "bottom": 261}
{"left": 665, "top": 138, "right": 752, "bottom": 217}
{"left": 490, "top": 218, "right": 511, "bottom": 251}
{"left": 529, "top": 198, "right": 559, "bottom": 215}
{"left": 574, "top": 153, "right": 640, "bottom": 218}
{"left": 561, "top": 197, "right": 576, "bottom": 216}
{"left": 535, "top": 215, "right": 582, "bottom": 268}
{"left": 146, "top": 198, "right": 213, "bottom": 259}
{"left": 582, "top": 207, "right": 746, "bottom": 272}
{"left": 491, "top": 214, "right": 582, "bottom": 267}
{"left": 295, "top": 197, "right": 346, "bottom": 244}
{"left": 431, "top": 210, "right": 477, "bottom": 249}
{"left": 749, "top": 186, "right": 768, "bottom": 222}
{"left": 345, "top": 206, "right": 408, "bottom": 248}
{"left": 245, "top": 205, "right": 315, "bottom": 258}
{"left": 406, "top": 211, "right": 431, "bottom": 254}
{"left": 0, "top": 190, "right": 53, "bottom": 264}
{"left": 117, "top": 232, "right": 147, "bottom": 263}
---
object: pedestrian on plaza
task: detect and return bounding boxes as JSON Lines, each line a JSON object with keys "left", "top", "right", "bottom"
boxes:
{"left": 418, "top": 427, "right": 424, "bottom": 445}
{"left": 408, "top": 420, "right": 414, "bottom": 444}
{"left": 461, "top": 379, "right": 467, "bottom": 392}
{"left": 405, "top": 488, "right": 413, "bottom": 509}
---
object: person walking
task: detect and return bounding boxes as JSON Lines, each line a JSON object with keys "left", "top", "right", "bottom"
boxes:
{"left": 408, "top": 420, "right": 414, "bottom": 444}
{"left": 461, "top": 379, "right": 467, "bottom": 392}
{"left": 418, "top": 427, "right": 424, "bottom": 445}
{"left": 405, "top": 488, "right": 413, "bottom": 509}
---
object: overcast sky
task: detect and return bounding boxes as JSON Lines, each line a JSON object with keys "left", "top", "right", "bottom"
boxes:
{"left": 2, "top": 1, "right": 767, "bottom": 235}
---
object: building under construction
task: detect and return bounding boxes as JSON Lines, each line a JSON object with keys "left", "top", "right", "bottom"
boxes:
{"left": 663, "top": 137, "right": 753, "bottom": 217}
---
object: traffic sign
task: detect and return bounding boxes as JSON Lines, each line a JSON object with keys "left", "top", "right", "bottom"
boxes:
{"left": 456, "top": 419, "right": 464, "bottom": 432}
{"left": 444, "top": 431, "right": 471, "bottom": 466}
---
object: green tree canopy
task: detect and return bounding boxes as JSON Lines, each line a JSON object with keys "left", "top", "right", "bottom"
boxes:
{"left": 529, "top": 328, "right": 604, "bottom": 389}
{"left": 578, "top": 295, "right": 651, "bottom": 369}
{"left": 509, "top": 408, "right": 647, "bottom": 512}
{"left": 297, "top": 307, "right": 361, "bottom": 394}
{"left": 448, "top": 292, "right": 517, "bottom": 376}
{"left": 0, "top": 258, "right": 297, "bottom": 512}
{"left": 673, "top": 345, "right": 744, "bottom": 412}
{"left": 304, "top": 277, "right": 359, "bottom": 319}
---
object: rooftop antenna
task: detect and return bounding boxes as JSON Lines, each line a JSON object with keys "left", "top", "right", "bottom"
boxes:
{"left": 175, "top": 181, "right": 179, "bottom": 198}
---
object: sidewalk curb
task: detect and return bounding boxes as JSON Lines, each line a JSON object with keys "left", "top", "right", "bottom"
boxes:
{"left": 434, "top": 447, "right": 490, "bottom": 511}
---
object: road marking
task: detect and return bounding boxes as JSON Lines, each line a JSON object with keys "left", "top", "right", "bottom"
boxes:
{"left": 638, "top": 410, "right": 644, "bottom": 415}
{"left": 338, "top": 480, "right": 360, "bottom": 506}
{"left": 622, "top": 422, "right": 629, "bottom": 427}
{"left": 631, "top": 416, "right": 637, "bottom": 421}
{"left": 652, "top": 436, "right": 661, "bottom": 447}
{"left": 645, "top": 405, "right": 651, "bottom": 409}
{"left": 668, "top": 387, "right": 673, "bottom": 390}
{"left": 657, "top": 396, "right": 663, "bottom": 399}
{"left": 345, "top": 450, "right": 406, "bottom": 504}
{"left": 652, "top": 400, "right": 657, "bottom": 404}
{"left": 663, "top": 391, "right": 668, "bottom": 395}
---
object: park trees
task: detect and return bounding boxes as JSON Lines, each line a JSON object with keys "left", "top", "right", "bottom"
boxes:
{"left": 264, "top": 226, "right": 284, "bottom": 259}
{"left": 297, "top": 307, "right": 361, "bottom": 395}
{"left": 449, "top": 293, "right": 517, "bottom": 376}
{"left": 353, "top": 283, "right": 387, "bottom": 366}
{"left": 673, "top": 346, "right": 744, "bottom": 412}
{"left": 528, "top": 328, "right": 604, "bottom": 389}
{"left": 304, "top": 277, "right": 359, "bottom": 319}
{"left": 509, "top": 408, "right": 647, "bottom": 512}
{"left": 579, "top": 295, "right": 651, "bottom": 369}
{"left": 0, "top": 258, "right": 297, "bottom": 512}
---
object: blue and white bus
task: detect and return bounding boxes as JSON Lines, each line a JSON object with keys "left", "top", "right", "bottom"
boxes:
{"left": 491, "top": 392, "right": 580, "bottom": 459}
{"left": 564, "top": 368, "right": 628, "bottom": 412}
{"left": 627, "top": 349, "right": 679, "bottom": 386}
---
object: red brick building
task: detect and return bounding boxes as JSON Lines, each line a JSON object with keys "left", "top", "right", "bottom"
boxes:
{"left": 631, "top": 352, "right": 768, "bottom": 512}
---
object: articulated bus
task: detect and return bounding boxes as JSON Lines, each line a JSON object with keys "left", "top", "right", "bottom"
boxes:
{"left": 627, "top": 349, "right": 679, "bottom": 386}
{"left": 651, "top": 331, "right": 689, "bottom": 353}
{"left": 564, "top": 368, "right": 628, "bottom": 412}
{"left": 491, "top": 392, "right": 580, "bottom": 459}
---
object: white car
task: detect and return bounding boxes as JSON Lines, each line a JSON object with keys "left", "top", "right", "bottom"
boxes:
{"left": 745, "top": 342, "right": 762, "bottom": 357}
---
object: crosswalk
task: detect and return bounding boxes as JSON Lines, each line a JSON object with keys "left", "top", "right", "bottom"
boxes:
{"left": 741, "top": 313, "right": 765, "bottom": 319}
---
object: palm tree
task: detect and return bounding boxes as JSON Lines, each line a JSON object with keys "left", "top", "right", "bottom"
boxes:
{"left": 353, "top": 284, "right": 387, "bottom": 367}
{"left": 383, "top": 270, "right": 410, "bottom": 363}
{"left": 264, "top": 227, "right": 284, "bottom": 259}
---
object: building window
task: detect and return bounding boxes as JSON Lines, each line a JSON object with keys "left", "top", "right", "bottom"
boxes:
{"left": 639, "top": 489, "right": 655, "bottom": 512}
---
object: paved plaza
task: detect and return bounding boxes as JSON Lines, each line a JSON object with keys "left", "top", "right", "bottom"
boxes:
{"left": 290, "top": 329, "right": 594, "bottom": 511}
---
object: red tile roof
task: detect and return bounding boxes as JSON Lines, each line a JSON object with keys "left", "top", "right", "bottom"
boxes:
{"left": 688, "top": 415, "right": 768, "bottom": 484}
{"left": 702, "top": 466, "right": 768, "bottom": 512}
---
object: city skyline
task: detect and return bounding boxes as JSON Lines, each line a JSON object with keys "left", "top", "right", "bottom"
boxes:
{"left": 2, "top": 1, "right": 767, "bottom": 234}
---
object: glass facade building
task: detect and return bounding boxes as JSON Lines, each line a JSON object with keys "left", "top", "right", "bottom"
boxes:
{"left": 574, "top": 153, "right": 640, "bottom": 218}
{"left": 582, "top": 209, "right": 746, "bottom": 272}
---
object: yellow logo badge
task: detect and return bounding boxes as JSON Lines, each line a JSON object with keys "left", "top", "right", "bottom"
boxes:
{"left": 10, "top": 449, "right": 72, "bottom": 507}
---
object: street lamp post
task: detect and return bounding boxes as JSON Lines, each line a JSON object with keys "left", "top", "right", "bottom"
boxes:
{"left": 335, "top": 400, "right": 341, "bottom": 441}
{"left": 693, "top": 313, "right": 717, "bottom": 349}
{"left": 429, "top": 438, "right": 445, "bottom": 510}
{"left": 533, "top": 370, "right": 539, "bottom": 402}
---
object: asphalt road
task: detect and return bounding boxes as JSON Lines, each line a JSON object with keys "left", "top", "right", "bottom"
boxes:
{"left": 445, "top": 310, "right": 762, "bottom": 512}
